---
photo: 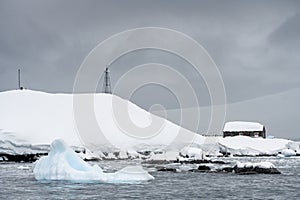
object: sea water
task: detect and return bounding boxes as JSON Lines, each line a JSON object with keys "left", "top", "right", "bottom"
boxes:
{"left": 0, "top": 157, "right": 299, "bottom": 199}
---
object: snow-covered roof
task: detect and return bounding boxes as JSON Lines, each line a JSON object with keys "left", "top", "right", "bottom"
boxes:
{"left": 223, "top": 121, "right": 264, "bottom": 132}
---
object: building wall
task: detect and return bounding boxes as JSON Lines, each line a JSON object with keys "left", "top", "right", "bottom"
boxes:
{"left": 223, "top": 130, "right": 266, "bottom": 138}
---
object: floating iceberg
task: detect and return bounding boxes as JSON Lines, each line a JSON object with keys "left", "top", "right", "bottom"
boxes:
{"left": 33, "top": 139, "right": 154, "bottom": 183}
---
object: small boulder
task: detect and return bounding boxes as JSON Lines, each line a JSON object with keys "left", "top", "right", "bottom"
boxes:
{"left": 157, "top": 167, "right": 177, "bottom": 172}
{"left": 221, "top": 167, "right": 234, "bottom": 173}
{"left": 188, "top": 165, "right": 211, "bottom": 172}
{"left": 233, "top": 161, "right": 281, "bottom": 174}
{"left": 197, "top": 165, "right": 211, "bottom": 171}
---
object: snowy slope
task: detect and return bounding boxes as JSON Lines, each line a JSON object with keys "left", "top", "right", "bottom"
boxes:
{"left": 0, "top": 90, "right": 81, "bottom": 146}
{"left": 0, "top": 89, "right": 205, "bottom": 155}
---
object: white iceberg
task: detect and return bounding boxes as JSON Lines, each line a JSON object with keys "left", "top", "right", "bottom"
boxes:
{"left": 33, "top": 139, "right": 154, "bottom": 183}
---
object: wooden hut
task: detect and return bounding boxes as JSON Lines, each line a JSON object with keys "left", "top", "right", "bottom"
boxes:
{"left": 223, "top": 121, "right": 266, "bottom": 138}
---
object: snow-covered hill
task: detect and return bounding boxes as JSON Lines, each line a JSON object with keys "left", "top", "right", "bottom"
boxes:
{"left": 0, "top": 89, "right": 205, "bottom": 156}
{"left": 1, "top": 89, "right": 299, "bottom": 160}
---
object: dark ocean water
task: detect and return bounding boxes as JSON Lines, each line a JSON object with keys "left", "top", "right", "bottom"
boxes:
{"left": 0, "top": 157, "right": 299, "bottom": 199}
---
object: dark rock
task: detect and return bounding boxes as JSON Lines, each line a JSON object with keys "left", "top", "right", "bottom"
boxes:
{"left": 233, "top": 165, "right": 255, "bottom": 174}
{"left": 83, "top": 157, "right": 101, "bottom": 161}
{"left": 233, "top": 165, "right": 281, "bottom": 174}
{"left": 221, "top": 167, "right": 234, "bottom": 173}
{"left": 188, "top": 165, "right": 211, "bottom": 173}
{"left": 176, "top": 159, "right": 227, "bottom": 165}
{"left": 157, "top": 167, "right": 177, "bottom": 172}
{"left": 0, "top": 153, "right": 47, "bottom": 162}
{"left": 253, "top": 166, "right": 281, "bottom": 174}
{"left": 197, "top": 165, "right": 211, "bottom": 171}
{"left": 176, "top": 160, "right": 208, "bottom": 164}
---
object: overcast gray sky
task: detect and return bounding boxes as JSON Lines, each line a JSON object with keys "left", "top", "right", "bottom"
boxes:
{"left": 0, "top": 0, "right": 300, "bottom": 139}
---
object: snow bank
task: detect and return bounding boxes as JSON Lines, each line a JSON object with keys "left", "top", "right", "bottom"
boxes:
{"left": 280, "top": 149, "right": 296, "bottom": 157}
{"left": 0, "top": 90, "right": 205, "bottom": 155}
{"left": 218, "top": 136, "right": 296, "bottom": 156}
{"left": 236, "top": 161, "right": 275, "bottom": 169}
{"left": 148, "top": 151, "right": 180, "bottom": 161}
{"left": 146, "top": 147, "right": 204, "bottom": 161}
{"left": 33, "top": 139, "right": 154, "bottom": 183}
{"left": 180, "top": 147, "right": 203, "bottom": 160}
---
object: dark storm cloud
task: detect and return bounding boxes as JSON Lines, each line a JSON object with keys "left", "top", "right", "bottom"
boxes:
{"left": 268, "top": 11, "right": 300, "bottom": 48}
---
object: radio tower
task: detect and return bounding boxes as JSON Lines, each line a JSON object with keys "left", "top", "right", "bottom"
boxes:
{"left": 103, "top": 66, "right": 111, "bottom": 94}
{"left": 18, "top": 69, "right": 23, "bottom": 90}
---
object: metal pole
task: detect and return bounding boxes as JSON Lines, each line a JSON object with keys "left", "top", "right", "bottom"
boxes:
{"left": 18, "top": 69, "right": 21, "bottom": 89}
{"left": 103, "top": 67, "right": 111, "bottom": 94}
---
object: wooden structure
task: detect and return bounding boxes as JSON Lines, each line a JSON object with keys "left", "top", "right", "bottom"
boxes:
{"left": 223, "top": 121, "right": 266, "bottom": 138}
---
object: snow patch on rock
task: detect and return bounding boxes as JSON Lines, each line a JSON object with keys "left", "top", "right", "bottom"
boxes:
{"left": 280, "top": 149, "right": 297, "bottom": 157}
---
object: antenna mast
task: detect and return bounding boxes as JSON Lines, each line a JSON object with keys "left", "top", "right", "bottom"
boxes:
{"left": 18, "top": 69, "right": 23, "bottom": 90}
{"left": 103, "top": 66, "right": 111, "bottom": 94}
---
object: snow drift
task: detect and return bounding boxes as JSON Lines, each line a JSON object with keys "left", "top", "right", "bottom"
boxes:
{"left": 0, "top": 90, "right": 205, "bottom": 156}
{"left": 218, "top": 136, "right": 298, "bottom": 156}
{"left": 33, "top": 139, "right": 154, "bottom": 183}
